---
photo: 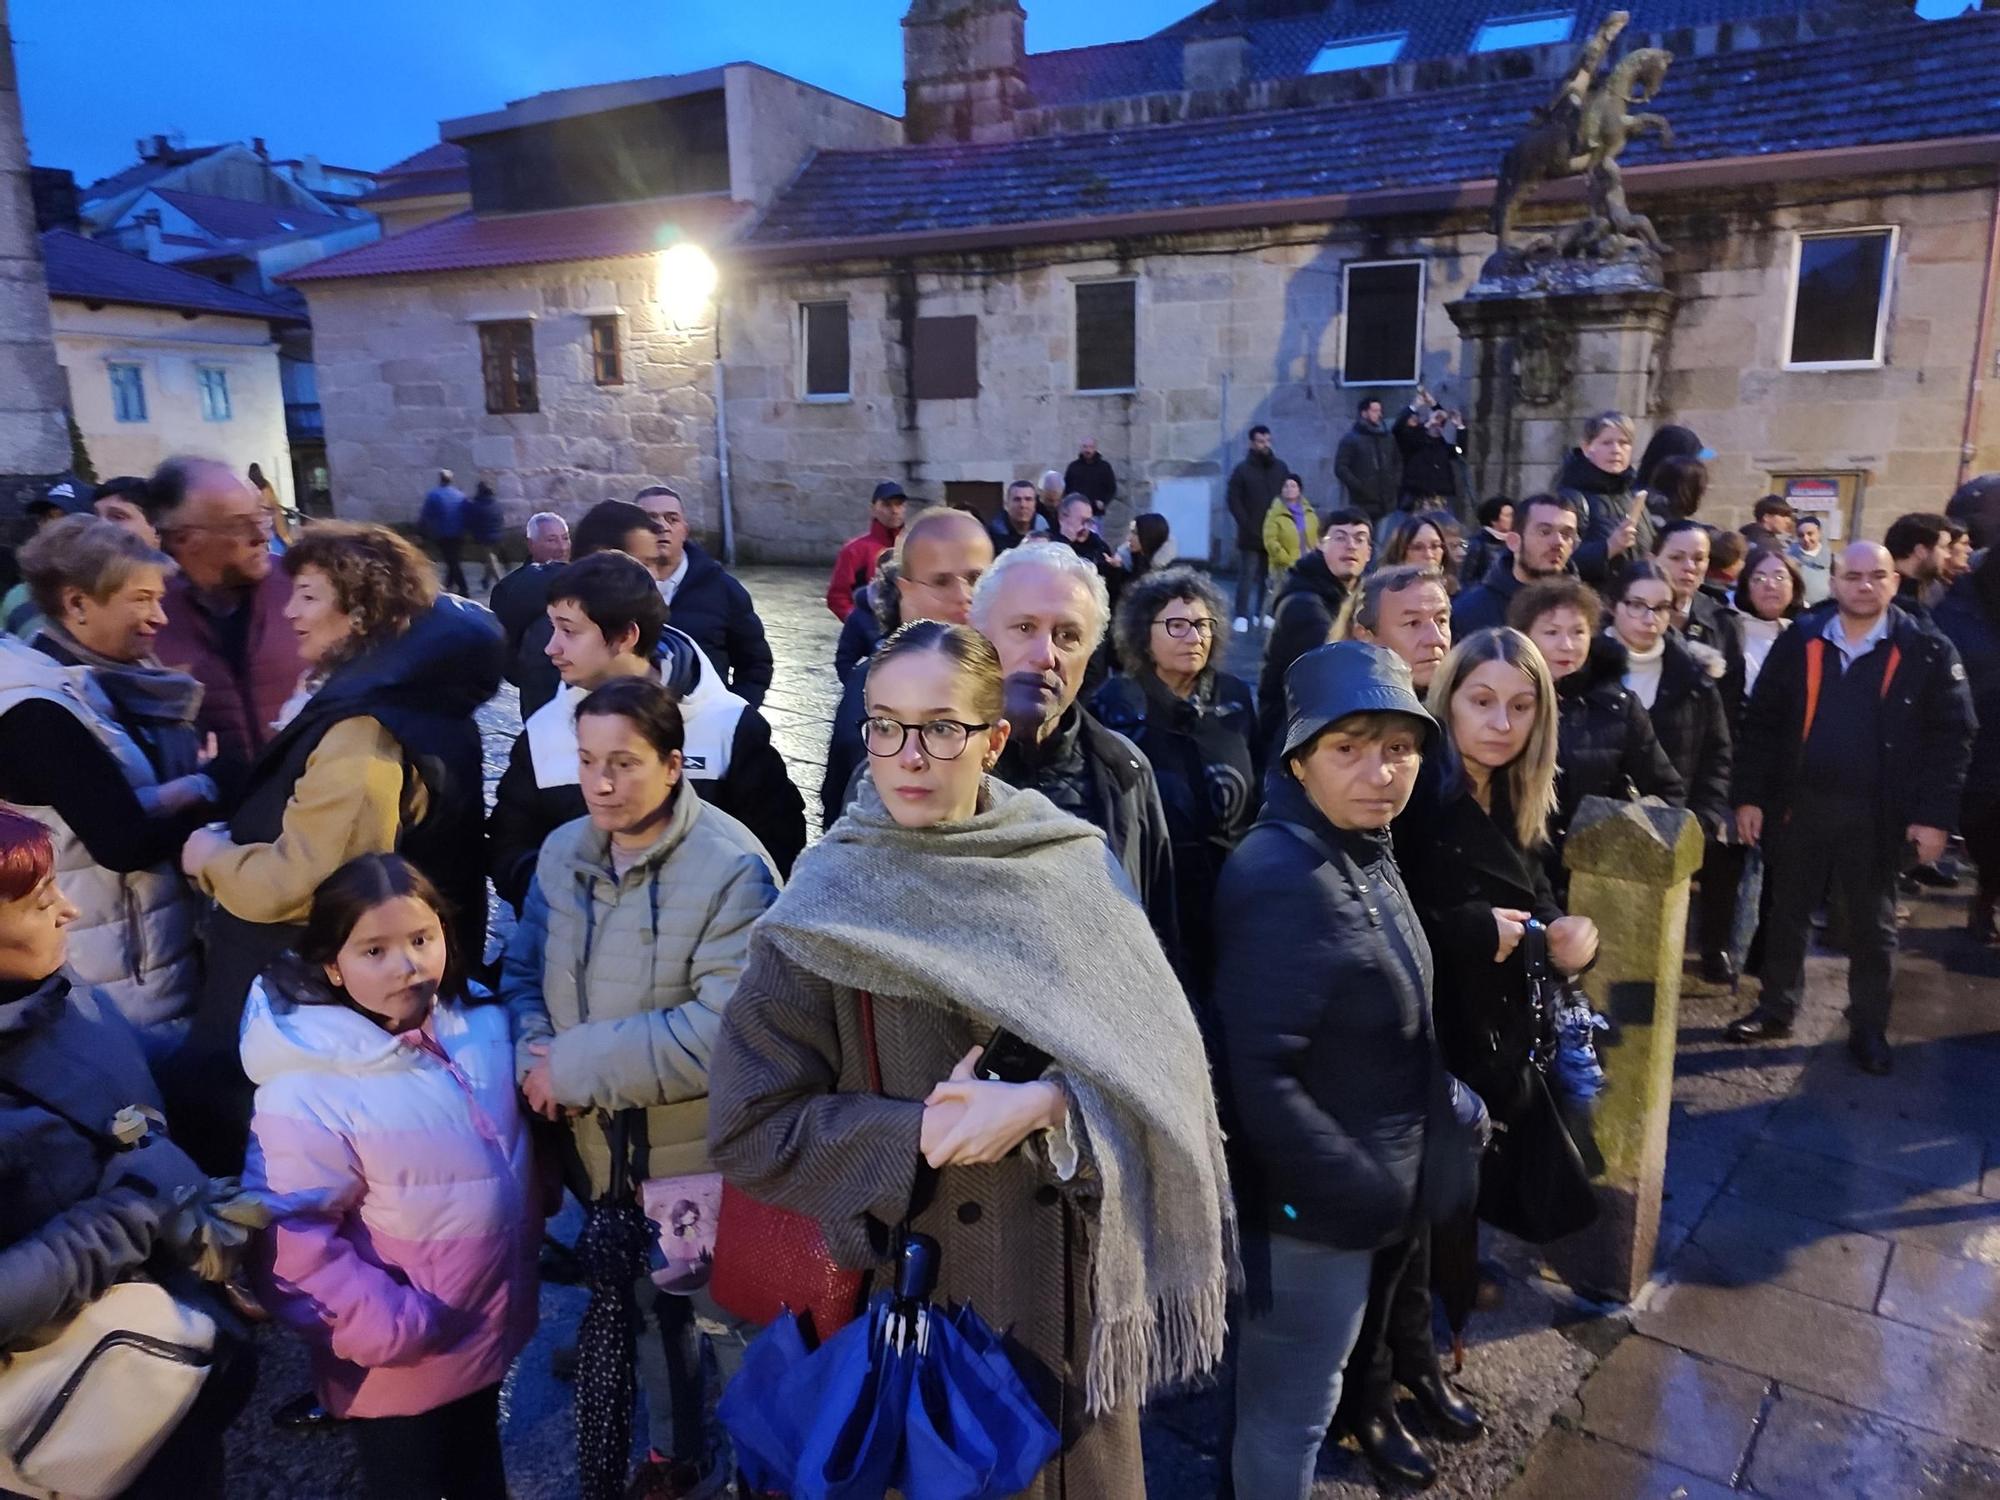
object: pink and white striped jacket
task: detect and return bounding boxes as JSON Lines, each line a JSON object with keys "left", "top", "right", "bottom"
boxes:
{"left": 241, "top": 975, "right": 540, "bottom": 1419}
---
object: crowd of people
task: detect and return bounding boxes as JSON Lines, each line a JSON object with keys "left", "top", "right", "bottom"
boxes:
{"left": 0, "top": 416, "right": 1991, "bottom": 1500}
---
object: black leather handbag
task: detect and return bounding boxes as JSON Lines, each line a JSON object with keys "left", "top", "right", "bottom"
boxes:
{"left": 1475, "top": 922, "right": 1598, "bottom": 1243}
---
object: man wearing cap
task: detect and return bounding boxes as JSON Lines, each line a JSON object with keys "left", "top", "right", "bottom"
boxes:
{"left": 2, "top": 479, "right": 90, "bottom": 638}
{"left": 1212, "top": 641, "right": 1476, "bottom": 1500}
{"left": 827, "top": 481, "right": 906, "bottom": 621}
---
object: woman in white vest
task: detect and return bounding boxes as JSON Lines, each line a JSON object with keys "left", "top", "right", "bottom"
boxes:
{"left": 0, "top": 516, "right": 217, "bottom": 1055}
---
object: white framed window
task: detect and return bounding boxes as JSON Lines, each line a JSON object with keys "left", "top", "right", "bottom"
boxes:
{"left": 197, "top": 367, "right": 232, "bottom": 422}
{"left": 1308, "top": 34, "right": 1406, "bottom": 73}
{"left": 108, "top": 363, "right": 147, "bottom": 422}
{"left": 1782, "top": 227, "right": 1897, "bottom": 371}
{"left": 1340, "top": 259, "right": 1426, "bottom": 386}
{"left": 1472, "top": 14, "right": 1575, "bottom": 52}
{"left": 1074, "top": 278, "right": 1137, "bottom": 394}
{"left": 800, "top": 300, "right": 851, "bottom": 401}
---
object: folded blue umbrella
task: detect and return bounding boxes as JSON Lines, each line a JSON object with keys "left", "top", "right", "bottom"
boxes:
{"left": 900, "top": 1304, "right": 1060, "bottom": 1500}
{"left": 718, "top": 1309, "right": 815, "bottom": 1494}
{"left": 719, "top": 1239, "right": 1061, "bottom": 1500}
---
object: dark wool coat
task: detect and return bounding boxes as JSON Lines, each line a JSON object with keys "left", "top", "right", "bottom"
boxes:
{"left": 1334, "top": 420, "right": 1401, "bottom": 520}
{"left": 707, "top": 938, "right": 1144, "bottom": 1500}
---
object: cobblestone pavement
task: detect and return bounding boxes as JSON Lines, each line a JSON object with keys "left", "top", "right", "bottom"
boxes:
{"left": 222, "top": 565, "right": 1993, "bottom": 1498}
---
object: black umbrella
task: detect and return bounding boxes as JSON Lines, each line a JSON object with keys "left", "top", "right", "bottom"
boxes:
{"left": 575, "top": 1112, "right": 653, "bottom": 1500}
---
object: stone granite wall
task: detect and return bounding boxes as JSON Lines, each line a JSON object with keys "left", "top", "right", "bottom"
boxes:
{"left": 305, "top": 262, "right": 722, "bottom": 535}
{"left": 304, "top": 166, "right": 2000, "bottom": 559}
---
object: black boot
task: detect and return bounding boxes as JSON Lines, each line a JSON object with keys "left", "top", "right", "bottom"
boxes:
{"left": 1726, "top": 1007, "right": 1792, "bottom": 1042}
{"left": 1404, "top": 1369, "right": 1484, "bottom": 1442}
{"left": 1848, "top": 1027, "right": 1893, "bottom": 1075}
{"left": 1353, "top": 1407, "right": 1438, "bottom": 1489}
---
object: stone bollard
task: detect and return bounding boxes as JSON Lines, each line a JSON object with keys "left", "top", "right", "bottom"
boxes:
{"left": 1546, "top": 795, "right": 1703, "bottom": 1302}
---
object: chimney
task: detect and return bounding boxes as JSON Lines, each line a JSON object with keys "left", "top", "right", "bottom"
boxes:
{"left": 903, "top": 0, "right": 1028, "bottom": 146}
{"left": 1183, "top": 32, "right": 1251, "bottom": 91}
{"left": 253, "top": 136, "right": 268, "bottom": 159}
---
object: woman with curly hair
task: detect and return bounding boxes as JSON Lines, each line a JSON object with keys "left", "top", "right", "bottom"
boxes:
{"left": 1091, "top": 565, "right": 1260, "bottom": 974}
{"left": 173, "top": 521, "right": 504, "bottom": 1171}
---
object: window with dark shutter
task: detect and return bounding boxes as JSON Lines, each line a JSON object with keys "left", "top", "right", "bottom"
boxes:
{"left": 479, "top": 321, "right": 538, "bottom": 414}
{"left": 1341, "top": 261, "right": 1424, "bottom": 386}
{"left": 911, "top": 316, "right": 979, "bottom": 400}
{"left": 1786, "top": 229, "right": 1894, "bottom": 369}
{"left": 802, "top": 301, "right": 850, "bottom": 398}
{"left": 589, "top": 316, "right": 623, "bottom": 386}
{"left": 1075, "top": 280, "right": 1137, "bottom": 393}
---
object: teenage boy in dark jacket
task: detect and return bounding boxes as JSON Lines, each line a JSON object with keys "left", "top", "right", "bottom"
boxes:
{"left": 489, "top": 552, "right": 804, "bottom": 907}
{"left": 1726, "top": 543, "right": 1976, "bottom": 1072}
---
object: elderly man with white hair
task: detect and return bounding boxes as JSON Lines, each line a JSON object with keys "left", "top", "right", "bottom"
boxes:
{"left": 970, "top": 543, "right": 1181, "bottom": 961}
{"left": 489, "top": 510, "right": 572, "bottom": 664}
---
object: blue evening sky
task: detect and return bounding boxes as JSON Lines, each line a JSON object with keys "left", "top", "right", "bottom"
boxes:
{"left": 14, "top": 1, "right": 1195, "bottom": 186}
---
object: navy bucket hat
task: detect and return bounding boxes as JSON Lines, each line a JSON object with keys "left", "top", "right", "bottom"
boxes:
{"left": 1282, "top": 641, "right": 1436, "bottom": 760}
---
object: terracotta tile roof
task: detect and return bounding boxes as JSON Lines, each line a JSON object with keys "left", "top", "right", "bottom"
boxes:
{"left": 283, "top": 194, "right": 751, "bottom": 281}
{"left": 749, "top": 13, "right": 2000, "bottom": 252}
{"left": 41, "top": 230, "right": 306, "bottom": 321}
{"left": 1028, "top": 0, "right": 1823, "bottom": 105}
{"left": 148, "top": 188, "right": 353, "bottom": 243}
{"left": 363, "top": 142, "right": 472, "bottom": 204}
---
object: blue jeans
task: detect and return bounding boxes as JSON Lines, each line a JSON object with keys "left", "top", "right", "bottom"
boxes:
{"left": 1232, "top": 1233, "right": 1376, "bottom": 1500}
{"left": 1233, "top": 550, "right": 1267, "bottom": 620}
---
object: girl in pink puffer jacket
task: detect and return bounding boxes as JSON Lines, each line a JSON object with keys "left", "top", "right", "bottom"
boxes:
{"left": 242, "top": 855, "right": 539, "bottom": 1500}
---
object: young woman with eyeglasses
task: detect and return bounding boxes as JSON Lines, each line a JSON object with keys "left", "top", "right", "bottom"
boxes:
{"left": 1090, "top": 567, "right": 1260, "bottom": 975}
{"left": 1506, "top": 577, "right": 1684, "bottom": 897}
{"left": 708, "top": 621, "right": 1235, "bottom": 1500}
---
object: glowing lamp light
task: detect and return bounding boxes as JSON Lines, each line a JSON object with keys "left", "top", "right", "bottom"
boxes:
{"left": 657, "top": 243, "right": 719, "bottom": 329}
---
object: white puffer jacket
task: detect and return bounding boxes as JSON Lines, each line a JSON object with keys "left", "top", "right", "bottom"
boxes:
{"left": 0, "top": 636, "right": 200, "bottom": 1038}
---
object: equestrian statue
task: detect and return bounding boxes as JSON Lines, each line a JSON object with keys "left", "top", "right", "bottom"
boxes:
{"left": 1491, "top": 12, "right": 1676, "bottom": 259}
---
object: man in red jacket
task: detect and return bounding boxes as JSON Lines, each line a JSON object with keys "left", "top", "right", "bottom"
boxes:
{"left": 150, "top": 458, "right": 302, "bottom": 768}
{"left": 825, "top": 480, "right": 906, "bottom": 620}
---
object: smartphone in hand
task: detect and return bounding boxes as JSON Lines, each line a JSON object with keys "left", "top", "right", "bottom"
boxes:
{"left": 975, "top": 1028, "right": 1052, "bottom": 1084}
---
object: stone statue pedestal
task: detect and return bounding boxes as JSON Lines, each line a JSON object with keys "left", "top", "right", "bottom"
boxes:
{"left": 1447, "top": 254, "right": 1675, "bottom": 505}
{"left": 1546, "top": 796, "right": 1704, "bottom": 1303}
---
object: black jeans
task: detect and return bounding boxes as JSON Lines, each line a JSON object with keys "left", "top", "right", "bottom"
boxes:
{"left": 351, "top": 1384, "right": 507, "bottom": 1500}
{"left": 1965, "top": 802, "right": 2000, "bottom": 898}
{"left": 437, "top": 536, "right": 470, "bottom": 596}
{"left": 1759, "top": 801, "right": 1900, "bottom": 1031}
{"left": 1334, "top": 1228, "right": 1442, "bottom": 1425}
{"left": 1698, "top": 839, "right": 1748, "bottom": 967}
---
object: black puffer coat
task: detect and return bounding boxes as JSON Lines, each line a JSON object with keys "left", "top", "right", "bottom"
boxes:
{"left": 1686, "top": 587, "right": 1747, "bottom": 718}
{"left": 1212, "top": 771, "right": 1436, "bottom": 1250}
{"left": 1547, "top": 635, "right": 1684, "bottom": 892}
{"left": 1645, "top": 633, "right": 1734, "bottom": 838}
{"left": 1556, "top": 448, "right": 1643, "bottom": 587}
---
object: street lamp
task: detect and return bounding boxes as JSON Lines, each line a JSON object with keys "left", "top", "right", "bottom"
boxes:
{"left": 657, "top": 243, "right": 718, "bottom": 330}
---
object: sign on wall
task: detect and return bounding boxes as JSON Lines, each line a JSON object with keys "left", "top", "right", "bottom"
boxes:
{"left": 1771, "top": 471, "right": 1864, "bottom": 541}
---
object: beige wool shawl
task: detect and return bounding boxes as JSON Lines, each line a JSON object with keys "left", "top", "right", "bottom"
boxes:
{"left": 755, "top": 777, "right": 1237, "bottom": 1414}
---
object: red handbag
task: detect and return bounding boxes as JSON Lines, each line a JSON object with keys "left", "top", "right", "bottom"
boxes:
{"left": 710, "top": 990, "right": 882, "bottom": 1340}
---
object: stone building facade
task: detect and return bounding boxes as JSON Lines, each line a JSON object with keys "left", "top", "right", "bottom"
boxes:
{"left": 291, "top": 1, "right": 2000, "bottom": 559}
